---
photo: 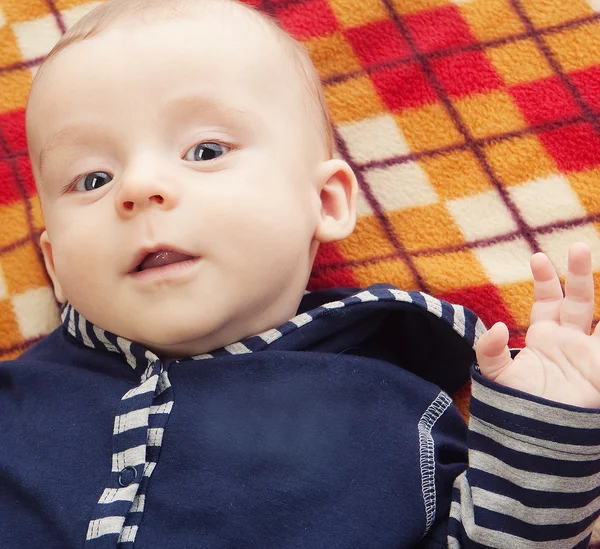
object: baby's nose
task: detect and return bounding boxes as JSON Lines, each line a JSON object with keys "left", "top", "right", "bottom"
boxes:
{"left": 122, "top": 194, "right": 164, "bottom": 212}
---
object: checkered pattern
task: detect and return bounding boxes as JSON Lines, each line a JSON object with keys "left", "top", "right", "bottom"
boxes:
{"left": 1, "top": 0, "right": 600, "bottom": 538}
{"left": 1, "top": 0, "right": 599, "bottom": 356}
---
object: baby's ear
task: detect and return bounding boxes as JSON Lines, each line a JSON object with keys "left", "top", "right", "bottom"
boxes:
{"left": 313, "top": 159, "right": 358, "bottom": 243}
{"left": 40, "top": 230, "right": 66, "bottom": 304}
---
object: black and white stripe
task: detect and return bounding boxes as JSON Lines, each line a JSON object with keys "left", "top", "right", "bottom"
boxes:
{"left": 448, "top": 373, "right": 600, "bottom": 547}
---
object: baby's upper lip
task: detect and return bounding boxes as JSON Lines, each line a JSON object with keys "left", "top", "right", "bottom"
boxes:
{"left": 128, "top": 245, "right": 197, "bottom": 273}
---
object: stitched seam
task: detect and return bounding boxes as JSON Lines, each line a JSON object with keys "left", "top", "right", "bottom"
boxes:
{"left": 418, "top": 391, "right": 453, "bottom": 536}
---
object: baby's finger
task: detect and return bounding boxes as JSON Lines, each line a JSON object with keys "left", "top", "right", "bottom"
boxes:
{"left": 561, "top": 242, "right": 593, "bottom": 334}
{"left": 530, "top": 252, "right": 563, "bottom": 325}
{"left": 475, "top": 322, "right": 512, "bottom": 381}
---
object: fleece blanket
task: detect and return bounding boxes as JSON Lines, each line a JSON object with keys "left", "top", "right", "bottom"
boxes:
{"left": 1, "top": 0, "right": 600, "bottom": 540}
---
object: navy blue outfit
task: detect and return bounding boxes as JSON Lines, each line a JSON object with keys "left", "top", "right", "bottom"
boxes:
{"left": 1, "top": 284, "right": 600, "bottom": 548}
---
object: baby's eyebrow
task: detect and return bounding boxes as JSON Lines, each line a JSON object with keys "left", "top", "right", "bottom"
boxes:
{"left": 37, "top": 95, "right": 259, "bottom": 177}
{"left": 38, "top": 123, "right": 110, "bottom": 178}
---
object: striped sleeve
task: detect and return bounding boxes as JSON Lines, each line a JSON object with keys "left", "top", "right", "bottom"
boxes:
{"left": 447, "top": 371, "right": 600, "bottom": 548}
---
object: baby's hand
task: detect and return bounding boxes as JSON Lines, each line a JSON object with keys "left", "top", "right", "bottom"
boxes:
{"left": 475, "top": 242, "right": 600, "bottom": 408}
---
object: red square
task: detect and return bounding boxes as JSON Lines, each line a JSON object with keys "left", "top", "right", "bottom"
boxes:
{"left": 509, "top": 332, "right": 526, "bottom": 350}
{"left": 275, "top": 0, "right": 338, "bottom": 40}
{"left": 438, "top": 283, "right": 516, "bottom": 331}
{"left": 510, "top": 76, "right": 581, "bottom": 125}
{"left": 309, "top": 243, "right": 357, "bottom": 290}
{"left": 371, "top": 62, "right": 437, "bottom": 111}
{"left": 345, "top": 20, "right": 411, "bottom": 66}
{"left": 404, "top": 5, "right": 475, "bottom": 54}
{"left": 15, "top": 156, "right": 37, "bottom": 198}
{"left": 0, "top": 159, "right": 21, "bottom": 205}
{"left": 539, "top": 122, "right": 600, "bottom": 172}
{"left": 430, "top": 51, "right": 502, "bottom": 97}
{"left": 0, "top": 109, "right": 28, "bottom": 155}
{"left": 570, "top": 66, "right": 600, "bottom": 114}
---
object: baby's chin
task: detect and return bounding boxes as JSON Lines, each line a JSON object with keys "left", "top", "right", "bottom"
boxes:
{"left": 123, "top": 318, "right": 252, "bottom": 360}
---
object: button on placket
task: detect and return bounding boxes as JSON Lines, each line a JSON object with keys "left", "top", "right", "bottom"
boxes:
{"left": 118, "top": 465, "right": 139, "bottom": 487}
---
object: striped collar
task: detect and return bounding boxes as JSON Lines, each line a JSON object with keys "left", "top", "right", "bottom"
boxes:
{"left": 60, "top": 283, "right": 486, "bottom": 374}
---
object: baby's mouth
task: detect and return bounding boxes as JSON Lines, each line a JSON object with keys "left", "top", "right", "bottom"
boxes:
{"left": 129, "top": 247, "right": 198, "bottom": 274}
{"left": 136, "top": 250, "right": 196, "bottom": 272}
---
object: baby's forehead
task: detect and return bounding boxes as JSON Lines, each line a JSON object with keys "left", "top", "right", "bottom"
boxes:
{"left": 27, "top": 0, "right": 331, "bottom": 160}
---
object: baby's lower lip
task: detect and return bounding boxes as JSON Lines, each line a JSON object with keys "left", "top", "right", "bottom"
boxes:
{"left": 128, "top": 257, "right": 200, "bottom": 282}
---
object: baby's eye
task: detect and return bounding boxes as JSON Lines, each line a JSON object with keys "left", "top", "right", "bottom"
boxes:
{"left": 74, "top": 171, "right": 113, "bottom": 192}
{"left": 184, "top": 142, "right": 230, "bottom": 162}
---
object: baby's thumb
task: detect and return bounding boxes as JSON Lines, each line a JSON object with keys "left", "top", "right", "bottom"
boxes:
{"left": 475, "top": 322, "right": 512, "bottom": 381}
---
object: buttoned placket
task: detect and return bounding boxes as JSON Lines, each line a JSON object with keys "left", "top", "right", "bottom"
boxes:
{"left": 83, "top": 354, "right": 175, "bottom": 548}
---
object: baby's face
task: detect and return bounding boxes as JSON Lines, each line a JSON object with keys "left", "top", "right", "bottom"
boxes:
{"left": 27, "top": 10, "right": 335, "bottom": 357}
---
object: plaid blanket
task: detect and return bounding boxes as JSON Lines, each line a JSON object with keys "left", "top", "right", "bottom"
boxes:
{"left": 1, "top": 0, "right": 600, "bottom": 541}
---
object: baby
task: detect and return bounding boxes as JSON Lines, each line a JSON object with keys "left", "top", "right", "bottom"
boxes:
{"left": 2, "top": 0, "right": 600, "bottom": 547}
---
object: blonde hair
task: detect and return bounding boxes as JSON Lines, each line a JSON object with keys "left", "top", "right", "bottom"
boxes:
{"left": 33, "top": 0, "right": 334, "bottom": 158}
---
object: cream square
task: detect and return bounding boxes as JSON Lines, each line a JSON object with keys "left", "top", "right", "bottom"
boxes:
{"left": 338, "top": 115, "right": 410, "bottom": 164}
{"left": 13, "top": 14, "right": 62, "bottom": 60}
{"left": 12, "top": 286, "right": 61, "bottom": 339}
{"left": 29, "top": 64, "right": 40, "bottom": 80}
{"left": 474, "top": 238, "right": 534, "bottom": 284}
{"left": 356, "top": 187, "right": 374, "bottom": 218}
{"left": 364, "top": 161, "right": 437, "bottom": 211}
{"left": 61, "top": 2, "right": 105, "bottom": 29}
{"left": 0, "top": 8, "right": 5, "bottom": 28}
{"left": 447, "top": 189, "right": 518, "bottom": 242}
{"left": 587, "top": 0, "right": 600, "bottom": 11}
{"left": 537, "top": 225, "right": 600, "bottom": 276}
{"left": 509, "top": 174, "right": 586, "bottom": 228}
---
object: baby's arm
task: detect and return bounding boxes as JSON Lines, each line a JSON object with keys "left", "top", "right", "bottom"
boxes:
{"left": 440, "top": 243, "right": 600, "bottom": 547}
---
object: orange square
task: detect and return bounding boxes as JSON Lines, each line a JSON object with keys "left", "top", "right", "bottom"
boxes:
{"left": 1, "top": 241, "right": 49, "bottom": 294}
{"left": 390, "top": 203, "right": 465, "bottom": 252}
{"left": 329, "top": 0, "right": 388, "bottom": 27}
{"left": 414, "top": 249, "right": 489, "bottom": 292}
{"left": 352, "top": 258, "right": 419, "bottom": 290}
{"left": 304, "top": 32, "right": 362, "bottom": 80}
{"left": 454, "top": 90, "right": 526, "bottom": 139}
{"left": 325, "top": 75, "right": 386, "bottom": 124}
{"left": 483, "top": 135, "right": 557, "bottom": 186}
{"left": 420, "top": 150, "right": 493, "bottom": 201}
{"left": 459, "top": 0, "right": 526, "bottom": 41}
{"left": 394, "top": 102, "right": 464, "bottom": 152}
{"left": 336, "top": 214, "right": 396, "bottom": 261}
{"left": 544, "top": 22, "right": 600, "bottom": 72}
{"left": 568, "top": 168, "right": 600, "bottom": 215}
{"left": 1, "top": 0, "right": 51, "bottom": 23}
{"left": 0, "top": 27, "right": 23, "bottom": 67}
{"left": 53, "top": 0, "right": 96, "bottom": 10}
{"left": 0, "top": 299, "right": 22, "bottom": 348}
{"left": 486, "top": 39, "right": 553, "bottom": 86}
{"left": 0, "top": 348, "right": 24, "bottom": 361}
{"left": 0, "top": 202, "right": 30, "bottom": 248}
{"left": 520, "top": 0, "right": 592, "bottom": 28}
{"left": 389, "top": 0, "right": 447, "bottom": 15}
{"left": 0, "top": 68, "right": 32, "bottom": 112}
{"left": 29, "top": 195, "right": 45, "bottom": 231}
{"left": 498, "top": 280, "right": 534, "bottom": 330}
